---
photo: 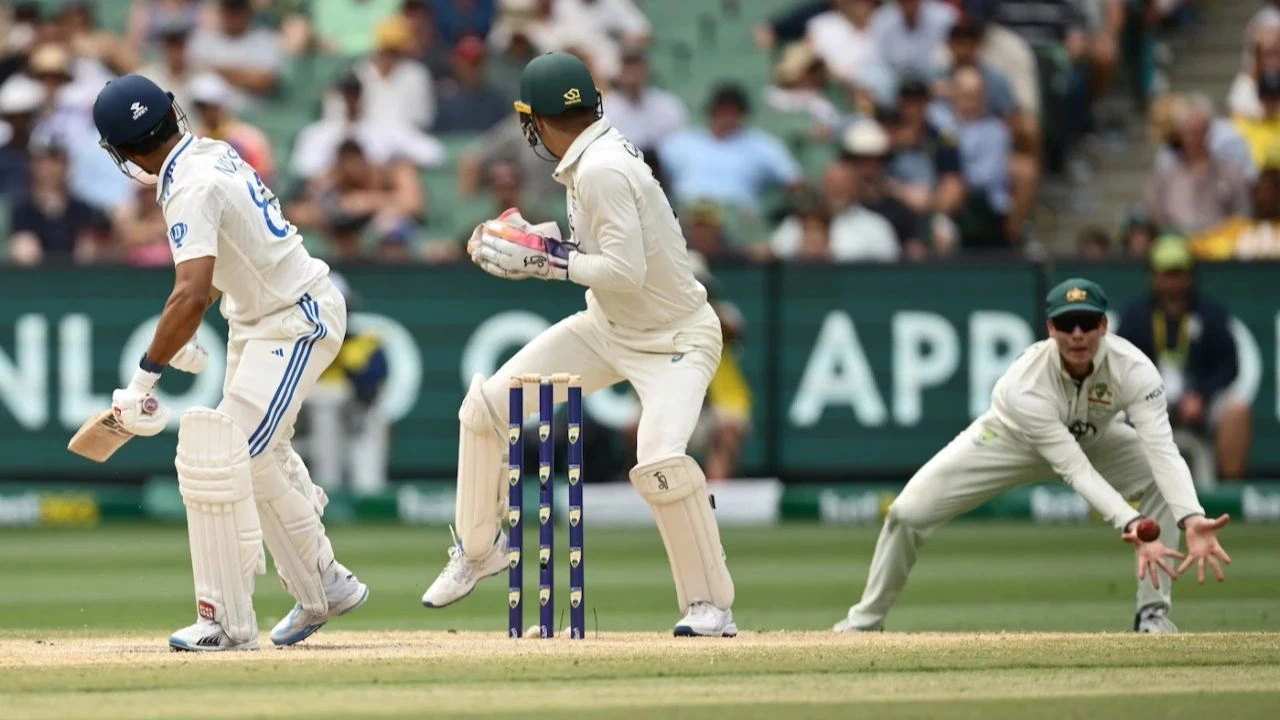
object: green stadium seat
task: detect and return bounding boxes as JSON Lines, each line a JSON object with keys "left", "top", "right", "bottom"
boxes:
{"left": 0, "top": 197, "right": 10, "bottom": 249}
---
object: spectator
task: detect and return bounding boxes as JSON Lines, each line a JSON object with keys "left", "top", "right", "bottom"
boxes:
{"left": 1154, "top": 93, "right": 1255, "bottom": 181}
{"left": 58, "top": 1, "right": 140, "bottom": 80}
{"left": 353, "top": 15, "right": 436, "bottom": 131}
{"left": 882, "top": 77, "right": 965, "bottom": 218}
{"left": 839, "top": 119, "right": 931, "bottom": 259}
{"left": 870, "top": 0, "right": 958, "bottom": 79}
{"left": 805, "top": 0, "right": 881, "bottom": 90}
{"left": 658, "top": 83, "right": 803, "bottom": 213}
{"left": 187, "top": 0, "right": 284, "bottom": 112}
{"left": 765, "top": 41, "right": 842, "bottom": 140}
{"left": 1076, "top": 225, "right": 1112, "bottom": 259}
{"left": 754, "top": 0, "right": 830, "bottom": 52}
{"left": 445, "top": 159, "right": 567, "bottom": 263}
{"left": 402, "top": 0, "right": 454, "bottom": 81}
{"left": 490, "top": 0, "right": 620, "bottom": 81}
{"left": 0, "top": 73, "right": 42, "bottom": 201}
{"left": 564, "top": 0, "right": 651, "bottom": 48}
{"left": 605, "top": 50, "right": 687, "bottom": 155}
{"left": 291, "top": 71, "right": 445, "bottom": 181}
{"left": 286, "top": 139, "right": 424, "bottom": 262}
{"left": 772, "top": 161, "right": 899, "bottom": 262}
{"left": 1243, "top": 0, "right": 1280, "bottom": 71}
{"left": 1233, "top": 72, "right": 1280, "bottom": 168}
{"left": 1145, "top": 95, "right": 1251, "bottom": 236}
{"left": 946, "top": 66, "right": 1014, "bottom": 248}
{"left": 432, "top": 0, "right": 496, "bottom": 45}
{"left": 432, "top": 35, "right": 508, "bottom": 134}
{"left": 1117, "top": 236, "right": 1253, "bottom": 479}
{"left": 457, "top": 116, "right": 562, "bottom": 206}
{"left": 1192, "top": 167, "right": 1280, "bottom": 260}
{"left": 1229, "top": 25, "right": 1280, "bottom": 121}
{"left": 188, "top": 73, "right": 275, "bottom": 183}
{"left": 138, "top": 17, "right": 197, "bottom": 114}
{"left": 682, "top": 200, "right": 750, "bottom": 262}
{"left": 8, "top": 138, "right": 111, "bottom": 266}
{"left": 127, "top": 0, "right": 204, "bottom": 53}
{"left": 1119, "top": 205, "right": 1159, "bottom": 259}
{"left": 308, "top": 0, "right": 402, "bottom": 56}
{"left": 112, "top": 184, "right": 172, "bottom": 267}
{"left": 27, "top": 42, "right": 131, "bottom": 213}
{"left": 933, "top": 14, "right": 1018, "bottom": 120}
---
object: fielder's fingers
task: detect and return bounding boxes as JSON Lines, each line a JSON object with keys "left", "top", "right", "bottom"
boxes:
{"left": 1214, "top": 546, "right": 1233, "bottom": 565}
{"left": 1209, "top": 557, "right": 1225, "bottom": 582}
{"left": 1206, "top": 514, "right": 1231, "bottom": 530}
{"left": 1155, "top": 557, "right": 1178, "bottom": 583}
{"left": 1137, "top": 558, "right": 1147, "bottom": 582}
{"left": 1176, "top": 554, "right": 1194, "bottom": 576}
{"left": 1197, "top": 557, "right": 1206, "bottom": 584}
{"left": 1163, "top": 546, "right": 1186, "bottom": 560}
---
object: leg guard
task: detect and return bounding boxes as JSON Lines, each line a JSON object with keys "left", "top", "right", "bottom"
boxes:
{"left": 252, "top": 444, "right": 334, "bottom": 614}
{"left": 175, "top": 409, "right": 264, "bottom": 644}
{"left": 455, "top": 374, "right": 506, "bottom": 559}
{"left": 629, "top": 455, "right": 735, "bottom": 612}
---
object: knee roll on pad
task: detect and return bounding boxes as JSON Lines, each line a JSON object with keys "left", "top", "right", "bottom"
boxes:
{"left": 175, "top": 408, "right": 264, "bottom": 643}
{"left": 252, "top": 445, "right": 333, "bottom": 613}
{"left": 455, "top": 374, "right": 505, "bottom": 558}
{"left": 629, "top": 455, "right": 735, "bottom": 611}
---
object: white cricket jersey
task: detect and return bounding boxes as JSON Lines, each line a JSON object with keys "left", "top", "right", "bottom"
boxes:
{"left": 552, "top": 117, "right": 708, "bottom": 330}
{"left": 156, "top": 134, "right": 328, "bottom": 323}
{"left": 985, "top": 334, "right": 1205, "bottom": 527}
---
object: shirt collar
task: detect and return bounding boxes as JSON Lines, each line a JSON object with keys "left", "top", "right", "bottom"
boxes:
{"left": 553, "top": 117, "right": 612, "bottom": 182}
{"left": 156, "top": 133, "right": 195, "bottom": 203}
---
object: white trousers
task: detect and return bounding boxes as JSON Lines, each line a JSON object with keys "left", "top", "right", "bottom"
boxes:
{"left": 846, "top": 417, "right": 1180, "bottom": 629}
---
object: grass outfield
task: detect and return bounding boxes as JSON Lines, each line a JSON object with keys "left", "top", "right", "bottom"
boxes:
{"left": 1, "top": 523, "right": 1277, "bottom": 719}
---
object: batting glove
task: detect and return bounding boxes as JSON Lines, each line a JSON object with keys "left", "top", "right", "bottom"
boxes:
{"left": 111, "top": 368, "right": 169, "bottom": 437}
{"left": 168, "top": 340, "right": 208, "bottom": 374}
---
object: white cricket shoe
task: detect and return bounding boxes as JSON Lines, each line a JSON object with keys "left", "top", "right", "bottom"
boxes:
{"left": 169, "top": 619, "right": 260, "bottom": 652}
{"left": 833, "top": 617, "right": 884, "bottom": 633}
{"left": 270, "top": 561, "right": 369, "bottom": 646}
{"left": 673, "top": 602, "right": 738, "bottom": 637}
{"left": 421, "top": 529, "right": 509, "bottom": 608}
{"left": 1134, "top": 603, "right": 1178, "bottom": 633}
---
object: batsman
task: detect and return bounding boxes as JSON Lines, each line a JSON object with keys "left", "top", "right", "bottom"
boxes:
{"left": 421, "top": 52, "right": 737, "bottom": 637}
{"left": 92, "top": 75, "right": 367, "bottom": 651}
{"left": 836, "top": 278, "right": 1232, "bottom": 634}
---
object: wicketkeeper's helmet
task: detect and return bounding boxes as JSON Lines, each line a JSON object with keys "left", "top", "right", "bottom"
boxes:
{"left": 514, "top": 52, "right": 603, "bottom": 158}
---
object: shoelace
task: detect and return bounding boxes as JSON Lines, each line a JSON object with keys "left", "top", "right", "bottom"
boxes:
{"left": 444, "top": 525, "right": 469, "bottom": 580}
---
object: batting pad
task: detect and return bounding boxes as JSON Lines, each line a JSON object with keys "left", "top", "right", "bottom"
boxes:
{"left": 252, "top": 445, "right": 334, "bottom": 614}
{"left": 630, "top": 455, "right": 735, "bottom": 612}
{"left": 455, "top": 374, "right": 505, "bottom": 558}
{"left": 175, "top": 409, "right": 264, "bottom": 643}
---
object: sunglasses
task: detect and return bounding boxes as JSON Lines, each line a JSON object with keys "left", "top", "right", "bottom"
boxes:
{"left": 1051, "top": 313, "right": 1103, "bottom": 333}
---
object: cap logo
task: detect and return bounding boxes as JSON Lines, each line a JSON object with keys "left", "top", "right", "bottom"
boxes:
{"left": 563, "top": 88, "right": 582, "bottom": 105}
{"left": 1065, "top": 287, "right": 1087, "bottom": 302}
{"left": 131, "top": 102, "right": 148, "bottom": 120}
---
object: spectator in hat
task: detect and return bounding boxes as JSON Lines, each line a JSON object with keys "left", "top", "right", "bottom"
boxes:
{"left": 188, "top": 72, "right": 274, "bottom": 183}
{"left": 432, "top": 35, "right": 507, "bottom": 134}
{"left": 1234, "top": 72, "right": 1280, "bottom": 168}
{"left": 1117, "top": 236, "right": 1253, "bottom": 479}
{"left": 836, "top": 119, "right": 925, "bottom": 258}
{"left": 291, "top": 71, "right": 445, "bottom": 181}
{"left": 765, "top": 42, "right": 842, "bottom": 140}
{"left": 8, "top": 138, "right": 111, "bottom": 265}
{"left": 870, "top": 0, "right": 957, "bottom": 79}
{"left": 658, "top": 82, "right": 804, "bottom": 213}
{"left": 772, "top": 159, "right": 899, "bottom": 262}
{"left": 138, "top": 16, "right": 196, "bottom": 114}
{"left": 883, "top": 76, "right": 965, "bottom": 218}
{"left": 353, "top": 15, "right": 435, "bottom": 131}
{"left": 0, "top": 73, "right": 43, "bottom": 200}
{"left": 606, "top": 50, "right": 687, "bottom": 156}
{"left": 187, "top": 0, "right": 284, "bottom": 112}
{"left": 1191, "top": 166, "right": 1280, "bottom": 261}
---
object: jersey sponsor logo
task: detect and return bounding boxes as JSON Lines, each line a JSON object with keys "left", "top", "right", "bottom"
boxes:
{"left": 1088, "top": 382, "right": 1112, "bottom": 406}
{"left": 130, "top": 102, "right": 148, "bottom": 120}
{"left": 1068, "top": 420, "right": 1097, "bottom": 440}
{"left": 1144, "top": 385, "right": 1165, "bottom": 402}
{"left": 563, "top": 88, "right": 582, "bottom": 105}
{"left": 271, "top": 348, "right": 284, "bottom": 358}
{"left": 168, "top": 222, "right": 188, "bottom": 248}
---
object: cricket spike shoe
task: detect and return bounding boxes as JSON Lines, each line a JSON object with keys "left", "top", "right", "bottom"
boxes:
{"left": 270, "top": 560, "right": 369, "bottom": 646}
{"left": 421, "top": 528, "right": 509, "bottom": 608}
{"left": 673, "top": 602, "right": 738, "bottom": 637}
{"left": 169, "top": 620, "right": 260, "bottom": 652}
{"left": 1134, "top": 602, "right": 1178, "bottom": 633}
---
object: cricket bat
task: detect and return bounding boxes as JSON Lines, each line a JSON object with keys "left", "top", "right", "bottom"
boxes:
{"left": 67, "top": 409, "right": 135, "bottom": 462}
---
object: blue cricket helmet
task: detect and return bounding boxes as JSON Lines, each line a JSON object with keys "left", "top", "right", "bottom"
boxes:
{"left": 93, "top": 74, "right": 186, "bottom": 176}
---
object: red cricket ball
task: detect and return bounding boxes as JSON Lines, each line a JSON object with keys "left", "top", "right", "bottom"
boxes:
{"left": 1135, "top": 517, "right": 1160, "bottom": 543}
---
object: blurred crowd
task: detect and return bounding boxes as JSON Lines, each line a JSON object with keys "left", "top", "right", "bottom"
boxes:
{"left": 1, "top": 0, "right": 1269, "bottom": 268}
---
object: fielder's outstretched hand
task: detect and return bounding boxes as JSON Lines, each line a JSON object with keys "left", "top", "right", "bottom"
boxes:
{"left": 1122, "top": 527, "right": 1183, "bottom": 590}
{"left": 1178, "top": 514, "right": 1232, "bottom": 583}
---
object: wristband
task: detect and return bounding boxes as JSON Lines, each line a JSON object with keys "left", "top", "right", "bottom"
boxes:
{"left": 139, "top": 354, "right": 166, "bottom": 374}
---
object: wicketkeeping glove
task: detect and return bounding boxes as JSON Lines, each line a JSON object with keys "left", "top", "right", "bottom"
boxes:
{"left": 468, "top": 208, "right": 569, "bottom": 281}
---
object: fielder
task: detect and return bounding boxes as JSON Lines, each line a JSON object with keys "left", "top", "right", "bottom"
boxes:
{"left": 421, "top": 52, "right": 737, "bottom": 637}
{"left": 836, "top": 278, "right": 1232, "bottom": 634}
{"left": 93, "top": 75, "right": 367, "bottom": 651}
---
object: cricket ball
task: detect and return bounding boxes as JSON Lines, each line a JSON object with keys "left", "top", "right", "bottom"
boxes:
{"left": 1134, "top": 517, "right": 1160, "bottom": 543}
